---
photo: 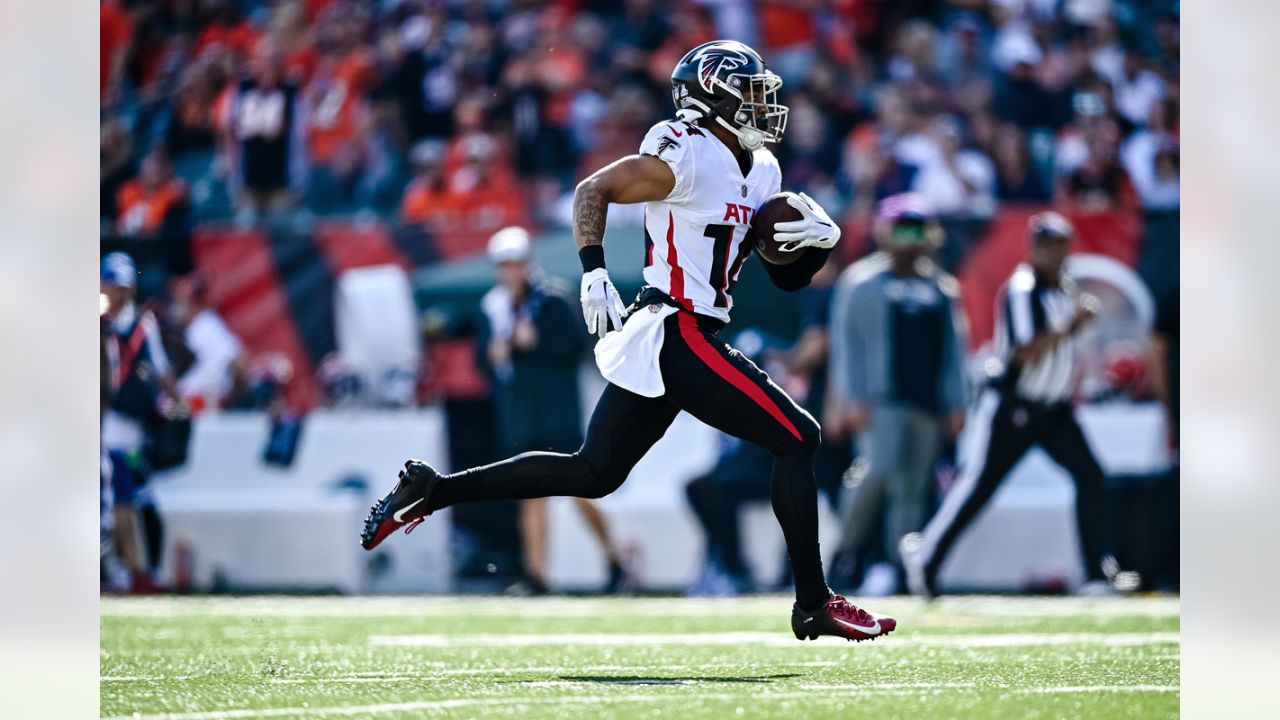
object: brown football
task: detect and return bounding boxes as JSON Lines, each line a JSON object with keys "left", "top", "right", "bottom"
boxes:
{"left": 751, "top": 192, "right": 806, "bottom": 266}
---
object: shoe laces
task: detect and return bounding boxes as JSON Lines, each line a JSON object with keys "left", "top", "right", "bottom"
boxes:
{"left": 403, "top": 515, "right": 427, "bottom": 535}
{"left": 827, "top": 595, "right": 873, "bottom": 624}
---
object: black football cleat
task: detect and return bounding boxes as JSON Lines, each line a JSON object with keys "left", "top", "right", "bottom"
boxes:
{"left": 791, "top": 595, "right": 897, "bottom": 642}
{"left": 360, "top": 460, "right": 441, "bottom": 550}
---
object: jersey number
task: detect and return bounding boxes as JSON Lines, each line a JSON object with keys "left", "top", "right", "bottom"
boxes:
{"left": 704, "top": 224, "right": 751, "bottom": 308}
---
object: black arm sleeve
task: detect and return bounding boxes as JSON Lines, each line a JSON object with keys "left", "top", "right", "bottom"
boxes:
{"left": 760, "top": 246, "right": 833, "bottom": 292}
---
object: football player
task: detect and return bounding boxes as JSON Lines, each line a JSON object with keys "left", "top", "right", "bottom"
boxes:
{"left": 362, "top": 40, "right": 896, "bottom": 642}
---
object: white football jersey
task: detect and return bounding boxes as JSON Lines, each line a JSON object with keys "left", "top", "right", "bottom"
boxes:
{"left": 637, "top": 119, "right": 783, "bottom": 323}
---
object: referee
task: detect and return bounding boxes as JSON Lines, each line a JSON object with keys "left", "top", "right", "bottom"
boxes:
{"left": 905, "top": 211, "right": 1111, "bottom": 597}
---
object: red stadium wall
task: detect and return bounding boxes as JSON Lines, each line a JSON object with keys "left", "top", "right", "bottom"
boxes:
{"left": 193, "top": 222, "right": 417, "bottom": 411}
{"left": 192, "top": 226, "right": 318, "bottom": 410}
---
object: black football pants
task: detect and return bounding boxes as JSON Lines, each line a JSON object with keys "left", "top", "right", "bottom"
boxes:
{"left": 918, "top": 393, "right": 1109, "bottom": 586}
{"left": 427, "top": 310, "right": 831, "bottom": 609}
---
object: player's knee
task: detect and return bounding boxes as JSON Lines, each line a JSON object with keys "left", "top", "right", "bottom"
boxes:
{"left": 582, "top": 469, "right": 626, "bottom": 499}
{"left": 776, "top": 415, "right": 821, "bottom": 455}
{"left": 576, "top": 453, "right": 628, "bottom": 499}
{"left": 800, "top": 415, "right": 821, "bottom": 447}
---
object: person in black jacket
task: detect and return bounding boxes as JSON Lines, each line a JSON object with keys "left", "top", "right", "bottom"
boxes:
{"left": 476, "top": 228, "right": 631, "bottom": 594}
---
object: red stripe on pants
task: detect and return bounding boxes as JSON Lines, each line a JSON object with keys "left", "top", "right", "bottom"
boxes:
{"left": 676, "top": 311, "right": 803, "bottom": 442}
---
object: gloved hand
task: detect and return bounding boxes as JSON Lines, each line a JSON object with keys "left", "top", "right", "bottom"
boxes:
{"left": 580, "top": 268, "right": 628, "bottom": 339}
{"left": 775, "top": 192, "right": 842, "bottom": 252}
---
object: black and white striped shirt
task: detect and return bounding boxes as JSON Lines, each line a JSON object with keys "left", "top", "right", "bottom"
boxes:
{"left": 993, "top": 263, "right": 1080, "bottom": 403}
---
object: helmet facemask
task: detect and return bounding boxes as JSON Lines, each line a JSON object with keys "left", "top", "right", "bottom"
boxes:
{"left": 724, "top": 71, "right": 788, "bottom": 150}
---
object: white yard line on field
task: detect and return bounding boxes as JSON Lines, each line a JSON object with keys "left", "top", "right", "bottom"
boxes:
{"left": 267, "top": 676, "right": 418, "bottom": 685}
{"left": 101, "top": 664, "right": 756, "bottom": 684}
{"left": 1017, "top": 685, "right": 1180, "bottom": 694}
{"left": 100, "top": 671, "right": 199, "bottom": 676}
{"left": 801, "top": 683, "right": 1179, "bottom": 693}
{"left": 367, "top": 631, "right": 1179, "bottom": 649}
{"left": 102, "top": 682, "right": 1180, "bottom": 720}
{"left": 799, "top": 682, "right": 975, "bottom": 690}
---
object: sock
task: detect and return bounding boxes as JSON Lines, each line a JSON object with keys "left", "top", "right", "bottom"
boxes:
{"left": 769, "top": 444, "right": 832, "bottom": 610}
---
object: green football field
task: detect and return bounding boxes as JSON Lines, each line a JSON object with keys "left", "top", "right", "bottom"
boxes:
{"left": 100, "top": 594, "right": 1179, "bottom": 719}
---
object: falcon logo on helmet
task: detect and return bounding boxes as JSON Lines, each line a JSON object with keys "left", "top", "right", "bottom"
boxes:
{"left": 697, "top": 47, "right": 750, "bottom": 93}
{"left": 670, "top": 40, "right": 789, "bottom": 152}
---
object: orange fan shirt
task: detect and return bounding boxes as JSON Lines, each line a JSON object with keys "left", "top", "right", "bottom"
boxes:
{"left": 116, "top": 179, "right": 186, "bottom": 235}
{"left": 306, "top": 51, "right": 371, "bottom": 164}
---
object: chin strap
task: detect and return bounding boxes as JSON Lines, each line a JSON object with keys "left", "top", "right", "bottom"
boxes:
{"left": 715, "top": 115, "right": 764, "bottom": 151}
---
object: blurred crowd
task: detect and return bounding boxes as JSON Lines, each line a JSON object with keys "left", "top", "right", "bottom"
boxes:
{"left": 102, "top": 0, "right": 1178, "bottom": 242}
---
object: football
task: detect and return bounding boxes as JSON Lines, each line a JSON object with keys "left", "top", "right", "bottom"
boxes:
{"left": 752, "top": 192, "right": 806, "bottom": 266}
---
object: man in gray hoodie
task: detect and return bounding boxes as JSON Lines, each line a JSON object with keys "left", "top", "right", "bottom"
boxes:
{"left": 827, "top": 193, "right": 970, "bottom": 595}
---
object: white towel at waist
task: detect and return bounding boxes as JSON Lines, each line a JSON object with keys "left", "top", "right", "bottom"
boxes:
{"left": 593, "top": 302, "right": 678, "bottom": 398}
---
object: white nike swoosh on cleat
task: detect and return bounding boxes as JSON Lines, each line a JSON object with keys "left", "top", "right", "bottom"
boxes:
{"left": 835, "top": 618, "right": 880, "bottom": 635}
{"left": 392, "top": 498, "right": 424, "bottom": 523}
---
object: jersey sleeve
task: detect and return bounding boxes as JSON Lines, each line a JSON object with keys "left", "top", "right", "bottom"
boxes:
{"left": 639, "top": 122, "right": 696, "bottom": 204}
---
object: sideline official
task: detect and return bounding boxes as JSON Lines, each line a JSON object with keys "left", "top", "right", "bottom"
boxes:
{"left": 906, "top": 212, "right": 1111, "bottom": 597}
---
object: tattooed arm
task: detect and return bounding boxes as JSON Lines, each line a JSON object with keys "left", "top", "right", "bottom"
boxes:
{"left": 573, "top": 154, "right": 675, "bottom": 337}
{"left": 573, "top": 154, "right": 676, "bottom": 251}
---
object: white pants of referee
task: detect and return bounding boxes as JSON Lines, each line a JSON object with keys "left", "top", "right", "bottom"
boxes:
{"left": 916, "top": 390, "right": 1109, "bottom": 588}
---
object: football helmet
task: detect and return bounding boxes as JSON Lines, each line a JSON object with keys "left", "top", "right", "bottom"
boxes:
{"left": 670, "top": 40, "right": 788, "bottom": 151}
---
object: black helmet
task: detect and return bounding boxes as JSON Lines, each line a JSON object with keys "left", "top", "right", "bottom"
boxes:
{"left": 670, "top": 40, "right": 788, "bottom": 151}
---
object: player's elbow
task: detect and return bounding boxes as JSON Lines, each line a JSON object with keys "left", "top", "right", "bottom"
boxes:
{"left": 574, "top": 174, "right": 612, "bottom": 205}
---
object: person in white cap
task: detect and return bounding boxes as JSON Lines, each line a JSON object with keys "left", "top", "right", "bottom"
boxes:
{"left": 477, "top": 228, "right": 631, "bottom": 594}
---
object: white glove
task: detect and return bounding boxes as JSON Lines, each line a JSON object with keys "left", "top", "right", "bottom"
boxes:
{"left": 580, "top": 268, "right": 628, "bottom": 339}
{"left": 774, "top": 192, "right": 842, "bottom": 252}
